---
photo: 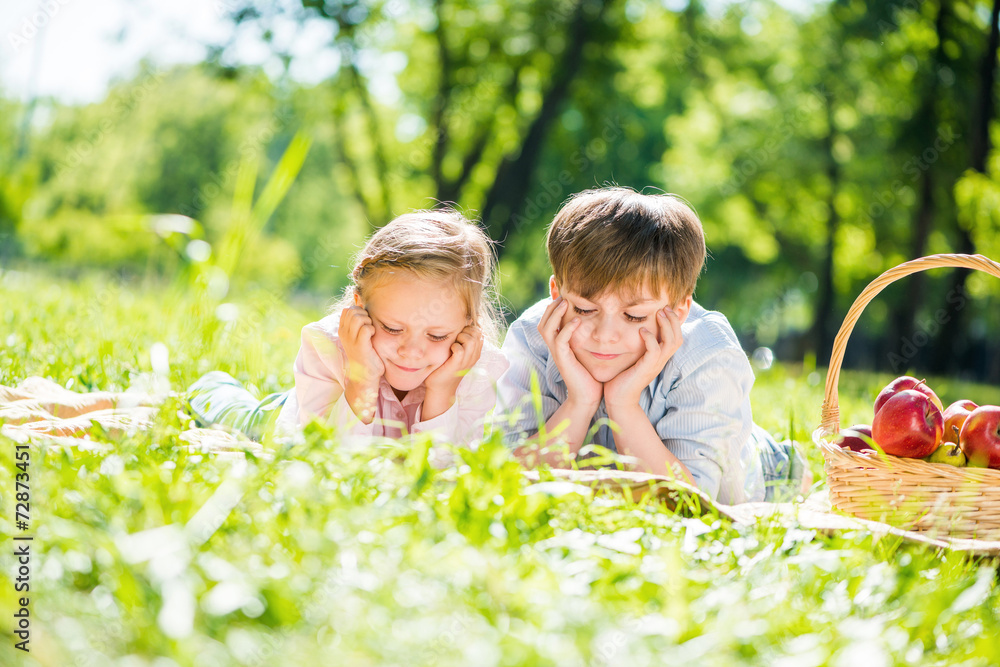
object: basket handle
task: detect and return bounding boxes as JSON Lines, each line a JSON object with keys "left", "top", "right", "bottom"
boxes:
{"left": 820, "top": 253, "right": 1000, "bottom": 436}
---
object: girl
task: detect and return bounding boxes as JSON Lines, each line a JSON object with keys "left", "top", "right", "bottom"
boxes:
{"left": 188, "top": 209, "right": 508, "bottom": 443}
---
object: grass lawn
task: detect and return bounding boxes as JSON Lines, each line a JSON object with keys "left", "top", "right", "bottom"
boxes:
{"left": 2, "top": 268, "right": 1000, "bottom": 666}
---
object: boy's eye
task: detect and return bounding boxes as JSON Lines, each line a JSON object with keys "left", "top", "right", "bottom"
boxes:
{"left": 428, "top": 334, "right": 449, "bottom": 342}
{"left": 624, "top": 313, "right": 647, "bottom": 323}
{"left": 573, "top": 306, "right": 595, "bottom": 315}
{"left": 381, "top": 324, "right": 402, "bottom": 335}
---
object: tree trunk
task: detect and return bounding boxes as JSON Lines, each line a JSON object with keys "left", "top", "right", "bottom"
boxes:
{"left": 346, "top": 60, "right": 394, "bottom": 223}
{"left": 430, "top": 0, "right": 451, "bottom": 196}
{"left": 480, "top": 0, "right": 607, "bottom": 250}
{"left": 890, "top": 0, "right": 948, "bottom": 370}
{"left": 810, "top": 93, "right": 840, "bottom": 365}
{"left": 331, "top": 98, "right": 377, "bottom": 231}
{"left": 930, "top": 0, "right": 999, "bottom": 374}
{"left": 437, "top": 68, "right": 523, "bottom": 205}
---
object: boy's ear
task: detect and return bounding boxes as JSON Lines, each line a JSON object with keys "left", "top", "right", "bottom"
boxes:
{"left": 549, "top": 275, "right": 559, "bottom": 300}
{"left": 673, "top": 295, "right": 693, "bottom": 324}
{"left": 353, "top": 291, "right": 363, "bottom": 307}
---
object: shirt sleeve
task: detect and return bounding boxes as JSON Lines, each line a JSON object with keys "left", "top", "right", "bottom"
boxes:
{"left": 411, "top": 346, "right": 509, "bottom": 445}
{"left": 653, "top": 345, "right": 754, "bottom": 502}
{"left": 495, "top": 318, "right": 561, "bottom": 446}
{"left": 293, "top": 321, "right": 376, "bottom": 436}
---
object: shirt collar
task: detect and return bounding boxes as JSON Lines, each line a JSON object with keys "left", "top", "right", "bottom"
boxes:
{"left": 378, "top": 377, "right": 425, "bottom": 405}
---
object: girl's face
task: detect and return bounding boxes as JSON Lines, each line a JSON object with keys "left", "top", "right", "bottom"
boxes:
{"left": 358, "top": 271, "right": 471, "bottom": 395}
{"left": 550, "top": 276, "right": 692, "bottom": 383}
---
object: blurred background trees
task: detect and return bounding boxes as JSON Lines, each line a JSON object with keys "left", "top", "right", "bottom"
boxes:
{"left": 3, "top": 0, "right": 1000, "bottom": 380}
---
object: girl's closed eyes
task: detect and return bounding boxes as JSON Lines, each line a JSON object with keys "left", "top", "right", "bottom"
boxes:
{"left": 378, "top": 322, "right": 455, "bottom": 342}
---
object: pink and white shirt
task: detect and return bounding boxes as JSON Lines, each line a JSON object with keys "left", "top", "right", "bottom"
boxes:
{"left": 276, "top": 311, "right": 508, "bottom": 443}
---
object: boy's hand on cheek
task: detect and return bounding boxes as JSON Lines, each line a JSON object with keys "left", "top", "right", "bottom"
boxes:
{"left": 339, "top": 306, "right": 385, "bottom": 387}
{"left": 605, "top": 306, "right": 683, "bottom": 411}
{"left": 425, "top": 325, "right": 483, "bottom": 395}
{"left": 538, "top": 298, "right": 603, "bottom": 408}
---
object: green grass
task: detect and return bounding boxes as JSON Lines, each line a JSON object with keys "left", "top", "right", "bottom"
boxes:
{"left": 2, "top": 268, "right": 1000, "bottom": 666}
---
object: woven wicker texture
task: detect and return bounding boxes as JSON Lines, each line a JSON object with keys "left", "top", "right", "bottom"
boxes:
{"left": 815, "top": 253, "right": 1000, "bottom": 540}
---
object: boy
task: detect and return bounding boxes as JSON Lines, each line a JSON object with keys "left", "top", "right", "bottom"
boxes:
{"left": 498, "top": 187, "right": 807, "bottom": 504}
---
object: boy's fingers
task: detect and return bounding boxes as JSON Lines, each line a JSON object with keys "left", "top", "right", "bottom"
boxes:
{"left": 539, "top": 299, "right": 567, "bottom": 342}
{"left": 541, "top": 298, "right": 565, "bottom": 326}
{"left": 658, "top": 308, "right": 680, "bottom": 344}
{"left": 639, "top": 327, "right": 658, "bottom": 355}
{"left": 554, "top": 317, "right": 579, "bottom": 350}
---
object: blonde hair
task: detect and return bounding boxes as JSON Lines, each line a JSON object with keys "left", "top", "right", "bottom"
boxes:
{"left": 547, "top": 187, "right": 706, "bottom": 304}
{"left": 333, "top": 209, "right": 502, "bottom": 345}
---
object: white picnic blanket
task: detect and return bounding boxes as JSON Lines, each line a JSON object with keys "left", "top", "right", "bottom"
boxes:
{"left": 5, "top": 376, "right": 999, "bottom": 555}
{"left": 0, "top": 376, "right": 264, "bottom": 460}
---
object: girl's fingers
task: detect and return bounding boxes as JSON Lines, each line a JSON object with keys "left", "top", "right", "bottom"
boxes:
{"left": 466, "top": 335, "right": 484, "bottom": 366}
{"left": 457, "top": 325, "right": 483, "bottom": 345}
{"left": 341, "top": 306, "right": 370, "bottom": 339}
{"left": 455, "top": 332, "right": 483, "bottom": 370}
{"left": 470, "top": 331, "right": 484, "bottom": 354}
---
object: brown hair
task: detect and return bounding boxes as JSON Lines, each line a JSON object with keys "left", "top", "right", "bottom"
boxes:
{"left": 334, "top": 209, "right": 502, "bottom": 345}
{"left": 547, "top": 187, "right": 706, "bottom": 304}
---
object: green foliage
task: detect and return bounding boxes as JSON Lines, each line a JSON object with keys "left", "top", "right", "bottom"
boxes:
{"left": 5, "top": 0, "right": 1000, "bottom": 369}
{"left": 4, "top": 270, "right": 1000, "bottom": 665}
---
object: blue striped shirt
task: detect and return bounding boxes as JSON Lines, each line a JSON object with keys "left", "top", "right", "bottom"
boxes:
{"left": 497, "top": 298, "right": 766, "bottom": 504}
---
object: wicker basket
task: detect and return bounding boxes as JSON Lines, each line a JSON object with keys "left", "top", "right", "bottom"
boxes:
{"left": 816, "top": 253, "right": 1000, "bottom": 541}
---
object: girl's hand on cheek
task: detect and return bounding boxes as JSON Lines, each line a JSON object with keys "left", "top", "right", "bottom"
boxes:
{"left": 339, "top": 306, "right": 385, "bottom": 387}
{"left": 425, "top": 324, "right": 483, "bottom": 395}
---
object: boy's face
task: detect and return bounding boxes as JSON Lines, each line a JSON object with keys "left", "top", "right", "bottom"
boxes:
{"left": 550, "top": 276, "right": 692, "bottom": 383}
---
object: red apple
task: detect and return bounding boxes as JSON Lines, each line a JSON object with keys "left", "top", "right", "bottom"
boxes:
{"left": 942, "top": 400, "right": 978, "bottom": 445}
{"left": 959, "top": 405, "right": 1000, "bottom": 468}
{"left": 836, "top": 424, "right": 875, "bottom": 452}
{"left": 874, "top": 376, "right": 945, "bottom": 416}
{"left": 872, "top": 389, "right": 943, "bottom": 458}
